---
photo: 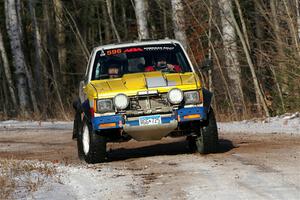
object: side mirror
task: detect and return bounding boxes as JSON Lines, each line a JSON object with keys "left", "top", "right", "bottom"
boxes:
{"left": 201, "top": 58, "right": 213, "bottom": 71}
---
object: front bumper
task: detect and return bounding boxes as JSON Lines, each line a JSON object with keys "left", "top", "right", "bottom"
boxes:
{"left": 92, "top": 106, "right": 208, "bottom": 131}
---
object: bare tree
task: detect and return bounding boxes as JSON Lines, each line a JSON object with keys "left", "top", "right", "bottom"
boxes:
{"left": 232, "top": 0, "right": 270, "bottom": 117}
{"left": 0, "top": 27, "right": 18, "bottom": 109}
{"left": 171, "top": 0, "right": 188, "bottom": 50}
{"left": 121, "top": 0, "right": 128, "bottom": 39}
{"left": 218, "top": 0, "right": 246, "bottom": 116}
{"left": 269, "top": 0, "right": 289, "bottom": 96}
{"left": 63, "top": 5, "right": 89, "bottom": 61}
{"left": 5, "top": 0, "right": 31, "bottom": 115}
{"left": 101, "top": 1, "right": 111, "bottom": 43}
{"left": 53, "top": 0, "right": 67, "bottom": 78}
{"left": 106, "top": 0, "right": 121, "bottom": 42}
{"left": 134, "top": 0, "right": 150, "bottom": 40}
{"left": 282, "top": 0, "right": 300, "bottom": 54}
{"left": 297, "top": 0, "right": 300, "bottom": 41}
{"left": 28, "top": 0, "right": 44, "bottom": 101}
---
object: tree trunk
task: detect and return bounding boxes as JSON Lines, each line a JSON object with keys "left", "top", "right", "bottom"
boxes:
{"left": 16, "top": 0, "right": 39, "bottom": 114}
{"left": 171, "top": 0, "right": 188, "bottom": 50}
{"left": 15, "top": 0, "right": 23, "bottom": 41}
{"left": 282, "top": 0, "right": 300, "bottom": 54}
{"left": 40, "top": 0, "right": 51, "bottom": 118}
{"left": 0, "top": 72, "right": 9, "bottom": 115}
{"left": 229, "top": 0, "right": 270, "bottom": 117}
{"left": 64, "top": 5, "right": 89, "bottom": 61}
{"left": 184, "top": 1, "right": 238, "bottom": 119}
{"left": 28, "top": 0, "right": 44, "bottom": 102}
{"left": 234, "top": 0, "right": 262, "bottom": 114}
{"left": 0, "top": 77, "right": 7, "bottom": 115}
{"left": 208, "top": 0, "right": 213, "bottom": 92}
{"left": 53, "top": 0, "right": 67, "bottom": 81}
{"left": 96, "top": 4, "right": 103, "bottom": 45}
{"left": 297, "top": 0, "right": 300, "bottom": 41}
{"left": 101, "top": 1, "right": 111, "bottom": 43}
{"left": 218, "top": 0, "right": 246, "bottom": 116}
{"left": 134, "top": 0, "right": 150, "bottom": 40}
{"left": 106, "top": 0, "right": 121, "bottom": 43}
{"left": 163, "top": 4, "right": 168, "bottom": 38}
{"left": 0, "top": 27, "right": 18, "bottom": 109}
{"left": 5, "top": 0, "right": 30, "bottom": 116}
{"left": 269, "top": 0, "right": 288, "bottom": 95}
{"left": 121, "top": 0, "right": 128, "bottom": 40}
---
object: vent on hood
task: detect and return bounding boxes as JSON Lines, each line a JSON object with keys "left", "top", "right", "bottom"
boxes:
{"left": 146, "top": 77, "right": 167, "bottom": 88}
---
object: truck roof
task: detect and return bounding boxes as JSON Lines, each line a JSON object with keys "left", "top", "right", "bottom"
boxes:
{"left": 93, "top": 39, "right": 182, "bottom": 52}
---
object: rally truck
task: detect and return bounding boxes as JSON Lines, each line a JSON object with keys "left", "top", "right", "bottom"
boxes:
{"left": 73, "top": 39, "right": 218, "bottom": 163}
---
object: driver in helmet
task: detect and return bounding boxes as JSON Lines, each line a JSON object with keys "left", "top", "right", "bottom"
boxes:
{"left": 107, "top": 63, "right": 121, "bottom": 78}
{"left": 145, "top": 55, "right": 181, "bottom": 72}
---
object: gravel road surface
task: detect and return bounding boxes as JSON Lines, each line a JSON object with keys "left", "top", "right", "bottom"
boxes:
{"left": 0, "top": 126, "right": 299, "bottom": 199}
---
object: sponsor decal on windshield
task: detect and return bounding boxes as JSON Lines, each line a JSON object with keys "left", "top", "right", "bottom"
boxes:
{"left": 124, "top": 48, "right": 143, "bottom": 53}
{"left": 104, "top": 48, "right": 143, "bottom": 56}
{"left": 106, "top": 49, "right": 122, "bottom": 55}
{"left": 143, "top": 46, "right": 175, "bottom": 51}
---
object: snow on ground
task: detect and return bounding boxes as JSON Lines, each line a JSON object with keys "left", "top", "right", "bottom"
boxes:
{"left": 0, "top": 112, "right": 299, "bottom": 134}
{"left": 0, "top": 120, "right": 73, "bottom": 130}
{"left": 33, "top": 164, "right": 143, "bottom": 200}
{"left": 218, "top": 112, "right": 300, "bottom": 135}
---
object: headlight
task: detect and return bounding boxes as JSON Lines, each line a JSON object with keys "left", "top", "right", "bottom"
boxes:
{"left": 184, "top": 91, "right": 200, "bottom": 104}
{"left": 97, "top": 99, "right": 113, "bottom": 112}
{"left": 113, "top": 94, "right": 129, "bottom": 109}
{"left": 167, "top": 88, "right": 183, "bottom": 104}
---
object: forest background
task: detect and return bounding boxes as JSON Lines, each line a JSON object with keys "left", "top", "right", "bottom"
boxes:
{"left": 0, "top": 0, "right": 299, "bottom": 121}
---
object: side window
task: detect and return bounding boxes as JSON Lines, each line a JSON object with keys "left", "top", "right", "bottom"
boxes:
{"left": 176, "top": 52, "right": 191, "bottom": 72}
{"left": 95, "top": 63, "right": 100, "bottom": 79}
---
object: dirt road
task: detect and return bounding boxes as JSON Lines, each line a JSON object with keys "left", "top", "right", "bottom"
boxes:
{"left": 0, "top": 126, "right": 299, "bottom": 199}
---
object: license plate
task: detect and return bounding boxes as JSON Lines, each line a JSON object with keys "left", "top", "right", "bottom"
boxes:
{"left": 139, "top": 115, "right": 162, "bottom": 126}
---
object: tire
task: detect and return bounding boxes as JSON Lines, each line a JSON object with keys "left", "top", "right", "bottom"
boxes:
{"left": 187, "top": 136, "right": 197, "bottom": 152}
{"left": 195, "top": 108, "right": 218, "bottom": 154}
{"left": 72, "top": 111, "right": 81, "bottom": 140}
{"left": 77, "top": 117, "right": 107, "bottom": 163}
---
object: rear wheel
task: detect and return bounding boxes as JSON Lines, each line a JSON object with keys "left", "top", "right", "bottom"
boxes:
{"left": 187, "top": 136, "right": 197, "bottom": 152}
{"left": 77, "top": 118, "right": 107, "bottom": 163}
{"left": 195, "top": 108, "right": 218, "bottom": 154}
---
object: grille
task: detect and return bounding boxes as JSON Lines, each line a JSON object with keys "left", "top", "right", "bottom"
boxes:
{"left": 125, "top": 94, "right": 172, "bottom": 116}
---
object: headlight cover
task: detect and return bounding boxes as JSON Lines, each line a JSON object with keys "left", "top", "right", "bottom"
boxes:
{"left": 113, "top": 94, "right": 129, "bottom": 109}
{"left": 97, "top": 99, "right": 113, "bottom": 112}
{"left": 184, "top": 91, "right": 200, "bottom": 104}
{"left": 167, "top": 88, "right": 183, "bottom": 104}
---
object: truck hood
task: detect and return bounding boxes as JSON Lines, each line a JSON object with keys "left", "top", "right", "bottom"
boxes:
{"left": 90, "top": 71, "right": 200, "bottom": 98}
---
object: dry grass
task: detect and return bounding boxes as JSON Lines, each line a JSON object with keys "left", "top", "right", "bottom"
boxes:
{"left": 0, "top": 159, "right": 57, "bottom": 199}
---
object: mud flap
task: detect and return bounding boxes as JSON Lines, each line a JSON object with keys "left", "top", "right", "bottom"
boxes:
{"left": 72, "top": 98, "right": 84, "bottom": 140}
{"left": 202, "top": 88, "right": 213, "bottom": 112}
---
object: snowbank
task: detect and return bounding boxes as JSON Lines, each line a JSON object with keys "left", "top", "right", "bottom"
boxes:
{"left": 218, "top": 112, "right": 300, "bottom": 135}
{"left": 0, "top": 113, "right": 299, "bottom": 134}
{"left": 0, "top": 120, "right": 73, "bottom": 130}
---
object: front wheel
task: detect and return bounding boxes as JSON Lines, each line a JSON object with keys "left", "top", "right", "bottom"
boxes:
{"left": 195, "top": 108, "right": 218, "bottom": 154}
{"left": 77, "top": 118, "right": 107, "bottom": 163}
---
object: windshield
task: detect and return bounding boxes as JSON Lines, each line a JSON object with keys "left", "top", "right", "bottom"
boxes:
{"left": 91, "top": 43, "right": 192, "bottom": 80}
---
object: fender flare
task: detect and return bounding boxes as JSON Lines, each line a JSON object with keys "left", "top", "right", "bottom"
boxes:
{"left": 73, "top": 98, "right": 82, "bottom": 112}
{"left": 73, "top": 98, "right": 91, "bottom": 116}
{"left": 202, "top": 88, "right": 213, "bottom": 112}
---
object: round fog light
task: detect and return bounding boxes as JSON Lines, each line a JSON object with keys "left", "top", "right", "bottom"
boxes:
{"left": 167, "top": 88, "right": 183, "bottom": 104}
{"left": 113, "top": 94, "right": 129, "bottom": 109}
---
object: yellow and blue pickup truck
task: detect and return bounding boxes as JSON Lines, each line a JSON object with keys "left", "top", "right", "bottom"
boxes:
{"left": 73, "top": 39, "right": 218, "bottom": 163}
